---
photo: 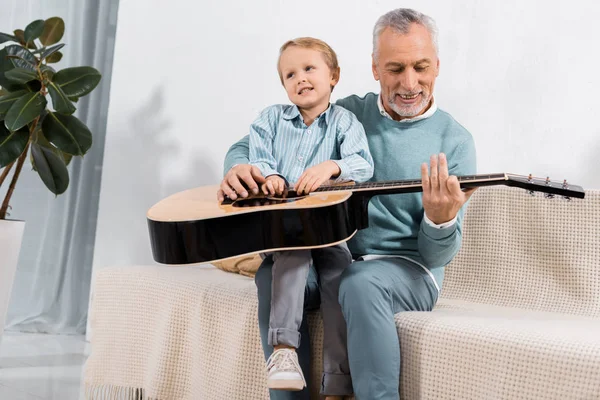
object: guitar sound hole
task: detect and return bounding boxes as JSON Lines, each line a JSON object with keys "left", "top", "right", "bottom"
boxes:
{"left": 231, "top": 190, "right": 307, "bottom": 208}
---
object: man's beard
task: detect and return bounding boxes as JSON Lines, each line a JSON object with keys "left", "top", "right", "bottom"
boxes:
{"left": 387, "top": 92, "right": 431, "bottom": 118}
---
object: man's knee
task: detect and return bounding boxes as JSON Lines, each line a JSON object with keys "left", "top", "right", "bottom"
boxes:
{"left": 338, "top": 262, "right": 388, "bottom": 312}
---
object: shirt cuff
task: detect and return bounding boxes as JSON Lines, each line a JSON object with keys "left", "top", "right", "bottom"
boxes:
{"left": 423, "top": 213, "right": 457, "bottom": 229}
{"left": 331, "top": 159, "right": 351, "bottom": 183}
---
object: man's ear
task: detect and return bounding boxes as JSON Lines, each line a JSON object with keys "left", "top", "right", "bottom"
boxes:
{"left": 372, "top": 54, "right": 380, "bottom": 81}
{"left": 436, "top": 58, "right": 440, "bottom": 77}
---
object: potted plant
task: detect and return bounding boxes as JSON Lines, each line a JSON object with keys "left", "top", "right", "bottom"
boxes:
{"left": 0, "top": 17, "right": 101, "bottom": 342}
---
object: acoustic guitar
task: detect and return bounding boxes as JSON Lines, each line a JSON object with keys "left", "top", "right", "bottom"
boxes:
{"left": 147, "top": 173, "right": 585, "bottom": 265}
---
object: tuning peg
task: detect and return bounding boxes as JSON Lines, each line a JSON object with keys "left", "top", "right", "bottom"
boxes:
{"left": 528, "top": 174, "right": 533, "bottom": 183}
{"left": 545, "top": 176, "right": 551, "bottom": 186}
{"left": 545, "top": 193, "right": 555, "bottom": 199}
{"left": 563, "top": 196, "right": 572, "bottom": 202}
{"left": 562, "top": 179, "right": 569, "bottom": 189}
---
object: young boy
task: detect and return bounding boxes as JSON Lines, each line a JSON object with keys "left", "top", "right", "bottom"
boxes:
{"left": 248, "top": 38, "right": 373, "bottom": 399}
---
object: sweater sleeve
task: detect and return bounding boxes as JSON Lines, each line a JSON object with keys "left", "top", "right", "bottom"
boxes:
{"left": 417, "top": 135, "right": 477, "bottom": 268}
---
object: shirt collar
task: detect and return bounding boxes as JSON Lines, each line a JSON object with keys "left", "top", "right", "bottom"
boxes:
{"left": 282, "top": 104, "right": 333, "bottom": 125}
{"left": 377, "top": 94, "right": 437, "bottom": 122}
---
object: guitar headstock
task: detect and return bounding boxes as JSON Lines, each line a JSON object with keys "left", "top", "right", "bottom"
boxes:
{"left": 505, "top": 174, "right": 585, "bottom": 199}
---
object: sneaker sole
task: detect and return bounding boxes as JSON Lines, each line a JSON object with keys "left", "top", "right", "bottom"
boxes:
{"left": 267, "top": 380, "right": 305, "bottom": 391}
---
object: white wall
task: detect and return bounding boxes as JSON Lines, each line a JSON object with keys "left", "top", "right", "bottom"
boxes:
{"left": 93, "top": 0, "right": 600, "bottom": 273}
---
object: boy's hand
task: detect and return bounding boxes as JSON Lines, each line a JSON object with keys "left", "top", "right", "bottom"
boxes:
{"left": 262, "top": 175, "right": 286, "bottom": 196}
{"left": 294, "top": 161, "right": 340, "bottom": 194}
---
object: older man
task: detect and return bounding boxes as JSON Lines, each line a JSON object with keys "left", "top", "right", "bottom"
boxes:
{"left": 218, "top": 8, "right": 476, "bottom": 400}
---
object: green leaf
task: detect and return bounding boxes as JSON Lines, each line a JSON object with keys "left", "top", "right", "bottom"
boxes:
{"left": 39, "top": 17, "right": 65, "bottom": 46}
{"left": 13, "top": 29, "right": 36, "bottom": 49}
{"left": 40, "top": 43, "right": 64, "bottom": 61}
{"left": 46, "top": 51, "right": 63, "bottom": 64}
{"left": 4, "top": 92, "right": 46, "bottom": 131}
{"left": 13, "top": 30, "right": 25, "bottom": 44}
{"left": 54, "top": 67, "right": 101, "bottom": 98}
{"left": 0, "top": 90, "right": 27, "bottom": 120}
{"left": 5, "top": 45, "right": 38, "bottom": 71}
{"left": 47, "top": 81, "right": 75, "bottom": 115}
{"left": 24, "top": 20, "right": 45, "bottom": 43}
{"left": 31, "top": 130, "right": 72, "bottom": 170}
{"left": 0, "top": 48, "right": 26, "bottom": 92}
{"left": 5, "top": 68, "right": 39, "bottom": 84}
{"left": 68, "top": 96, "right": 79, "bottom": 103}
{"left": 40, "top": 64, "right": 56, "bottom": 80}
{"left": 0, "top": 124, "right": 29, "bottom": 168}
{"left": 42, "top": 112, "right": 92, "bottom": 156}
{"left": 31, "top": 142, "right": 69, "bottom": 194}
{"left": 0, "top": 32, "right": 18, "bottom": 44}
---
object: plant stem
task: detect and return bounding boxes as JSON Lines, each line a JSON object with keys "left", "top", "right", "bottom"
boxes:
{"left": 0, "top": 116, "right": 39, "bottom": 220}
{"left": 0, "top": 141, "right": 29, "bottom": 220}
{"left": 0, "top": 161, "right": 15, "bottom": 188}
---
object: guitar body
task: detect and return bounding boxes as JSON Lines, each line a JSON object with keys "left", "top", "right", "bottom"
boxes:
{"left": 147, "top": 185, "right": 367, "bottom": 264}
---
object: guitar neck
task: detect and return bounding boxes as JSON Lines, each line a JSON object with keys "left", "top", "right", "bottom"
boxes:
{"left": 315, "top": 173, "right": 585, "bottom": 199}
{"left": 316, "top": 173, "right": 508, "bottom": 195}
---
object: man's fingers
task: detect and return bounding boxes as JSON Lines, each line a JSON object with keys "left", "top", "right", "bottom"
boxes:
{"left": 421, "top": 163, "right": 430, "bottom": 193}
{"left": 225, "top": 172, "right": 248, "bottom": 198}
{"left": 438, "top": 153, "right": 449, "bottom": 180}
{"left": 238, "top": 170, "right": 259, "bottom": 195}
{"left": 429, "top": 154, "right": 439, "bottom": 190}
{"left": 251, "top": 166, "right": 267, "bottom": 184}
{"left": 220, "top": 180, "right": 238, "bottom": 200}
{"left": 217, "top": 189, "right": 225, "bottom": 202}
{"left": 446, "top": 175, "right": 461, "bottom": 194}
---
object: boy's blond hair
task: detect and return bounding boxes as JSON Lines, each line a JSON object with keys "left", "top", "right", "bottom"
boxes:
{"left": 277, "top": 37, "right": 340, "bottom": 88}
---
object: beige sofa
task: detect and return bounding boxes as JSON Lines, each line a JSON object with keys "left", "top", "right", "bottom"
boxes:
{"left": 83, "top": 186, "right": 600, "bottom": 399}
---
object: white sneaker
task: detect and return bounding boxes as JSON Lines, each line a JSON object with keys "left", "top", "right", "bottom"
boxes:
{"left": 266, "top": 348, "right": 306, "bottom": 391}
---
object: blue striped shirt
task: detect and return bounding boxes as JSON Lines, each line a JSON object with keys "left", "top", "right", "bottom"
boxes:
{"left": 249, "top": 104, "right": 374, "bottom": 185}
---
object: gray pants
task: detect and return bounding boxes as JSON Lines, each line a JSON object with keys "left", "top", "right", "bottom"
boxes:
{"left": 266, "top": 243, "right": 352, "bottom": 396}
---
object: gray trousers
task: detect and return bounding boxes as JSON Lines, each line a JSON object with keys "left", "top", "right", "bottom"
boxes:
{"left": 265, "top": 243, "right": 352, "bottom": 396}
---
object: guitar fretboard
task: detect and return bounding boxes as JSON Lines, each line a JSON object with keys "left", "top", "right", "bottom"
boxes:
{"left": 315, "top": 173, "right": 507, "bottom": 193}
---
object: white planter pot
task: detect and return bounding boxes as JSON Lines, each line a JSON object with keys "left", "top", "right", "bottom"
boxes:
{"left": 0, "top": 219, "right": 25, "bottom": 344}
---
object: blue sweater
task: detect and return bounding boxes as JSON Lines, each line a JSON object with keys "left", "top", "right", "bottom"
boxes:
{"left": 224, "top": 93, "right": 476, "bottom": 276}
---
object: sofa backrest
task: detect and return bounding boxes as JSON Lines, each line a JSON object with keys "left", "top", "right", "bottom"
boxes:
{"left": 441, "top": 186, "right": 600, "bottom": 317}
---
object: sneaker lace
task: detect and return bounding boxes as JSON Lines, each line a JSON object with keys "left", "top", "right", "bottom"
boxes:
{"left": 266, "top": 348, "right": 306, "bottom": 386}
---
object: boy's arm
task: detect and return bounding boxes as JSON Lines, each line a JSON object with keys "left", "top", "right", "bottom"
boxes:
{"left": 333, "top": 111, "right": 374, "bottom": 183}
{"left": 248, "top": 110, "right": 280, "bottom": 178}
{"left": 418, "top": 137, "right": 477, "bottom": 268}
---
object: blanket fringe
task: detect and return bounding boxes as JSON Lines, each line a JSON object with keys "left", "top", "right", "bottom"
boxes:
{"left": 85, "top": 384, "right": 162, "bottom": 400}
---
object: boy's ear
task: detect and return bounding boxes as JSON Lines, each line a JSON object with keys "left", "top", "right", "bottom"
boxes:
{"left": 331, "top": 67, "right": 341, "bottom": 86}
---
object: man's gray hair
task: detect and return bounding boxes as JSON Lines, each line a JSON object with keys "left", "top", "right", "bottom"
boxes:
{"left": 372, "top": 8, "right": 438, "bottom": 60}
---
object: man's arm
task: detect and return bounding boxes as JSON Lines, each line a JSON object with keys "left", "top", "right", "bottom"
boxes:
{"left": 418, "top": 138, "right": 477, "bottom": 268}
{"left": 223, "top": 135, "right": 250, "bottom": 175}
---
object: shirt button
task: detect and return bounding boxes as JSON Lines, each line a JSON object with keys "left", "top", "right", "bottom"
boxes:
{"left": 307, "top": 129, "right": 311, "bottom": 134}
{"left": 298, "top": 156, "right": 303, "bottom": 161}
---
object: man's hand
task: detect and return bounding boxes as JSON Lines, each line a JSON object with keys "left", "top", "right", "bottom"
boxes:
{"left": 262, "top": 175, "right": 286, "bottom": 196}
{"left": 294, "top": 161, "right": 340, "bottom": 194}
{"left": 217, "top": 164, "right": 266, "bottom": 202}
{"left": 421, "top": 153, "right": 476, "bottom": 225}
